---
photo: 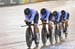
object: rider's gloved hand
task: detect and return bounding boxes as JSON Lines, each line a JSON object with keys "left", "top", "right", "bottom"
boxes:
{"left": 25, "top": 21, "right": 31, "bottom": 26}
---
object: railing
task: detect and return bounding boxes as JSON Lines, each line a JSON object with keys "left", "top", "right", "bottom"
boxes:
{"left": 0, "top": 0, "right": 49, "bottom": 7}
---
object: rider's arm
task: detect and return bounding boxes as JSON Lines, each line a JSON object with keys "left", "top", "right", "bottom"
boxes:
{"left": 28, "top": 10, "right": 36, "bottom": 22}
{"left": 34, "top": 11, "right": 39, "bottom": 24}
{"left": 65, "top": 13, "right": 69, "bottom": 22}
{"left": 44, "top": 10, "right": 50, "bottom": 21}
{"left": 67, "top": 13, "right": 69, "bottom": 20}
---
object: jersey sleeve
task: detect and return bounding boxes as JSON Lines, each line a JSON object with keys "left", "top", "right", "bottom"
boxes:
{"left": 28, "top": 9, "right": 36, "bottom": 22}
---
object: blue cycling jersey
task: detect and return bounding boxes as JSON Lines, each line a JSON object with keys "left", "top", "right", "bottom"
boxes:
{"left": 40, "top": 10, "right": 50, "bottom": 21}
{"left": 64, "top": 12, "right": 68, "bottom": 20}
{"left": 25, "top": 9, "right": 36, "bottom": 22}
{"left": 54, "top": 11, "right": 62, "bottom": 23}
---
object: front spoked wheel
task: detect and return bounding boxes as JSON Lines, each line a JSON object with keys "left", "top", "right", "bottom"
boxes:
{"left": 41, "top": 27, "right": 47, "bottom": 45}
{"left": 26, "top": 27, "right": 33, "bottom": 48}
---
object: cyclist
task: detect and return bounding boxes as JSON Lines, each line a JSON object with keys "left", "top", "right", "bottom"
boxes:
{"left": 61, "top": 10, "right": 69, "bottom": 39}
{"left": 40, "top": 8, "right": 53, "bottom": 45}
{"left": 24, "top": 8, "right": 40, "bottom": 48}
{"left": 53, "top": 11, "right": 63, "bottom": 43}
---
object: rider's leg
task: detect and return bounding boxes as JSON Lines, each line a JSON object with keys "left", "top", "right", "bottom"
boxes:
{"left": 64, "top": 26, "right": 68, "bottom": 39}
{"left": 34, "top": 32, "right": 40, "bottom": 47}
{"left": 62, "top": 21, "right": 68, "bottom": 39}
{"left": 58, "top": 23, "right": 63, "bottom": 42}
{"left": 62, "top": 22, "right": 68, "bottom": 39}
{"left": 64, "top": 21, "right": 68, "bottom": 39}
{"left": 34, "top": 25, "right": 40, "bottom": 47}
{"left": 62, "top": 23, "right": 65, "bottom": 36}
